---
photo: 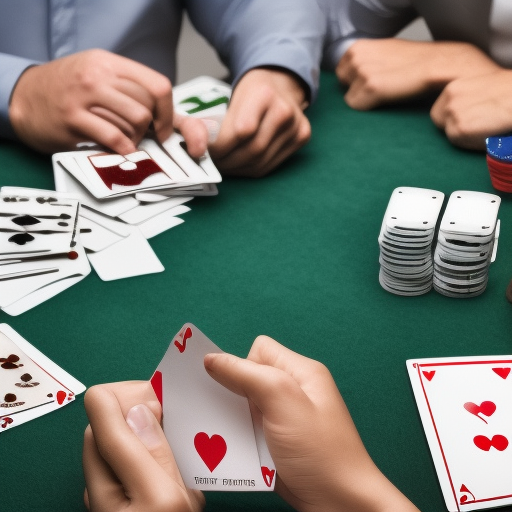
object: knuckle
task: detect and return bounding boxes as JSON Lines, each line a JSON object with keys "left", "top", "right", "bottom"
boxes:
{"left": 151, "top": 75, "right": 172, "bottom": 99}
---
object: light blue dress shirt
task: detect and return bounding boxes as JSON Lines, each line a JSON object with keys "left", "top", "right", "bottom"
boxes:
{"left": 316, "top": 0, "right": 512, "bottom": 71}
{"left": 0, "top": 0, "right": 325, "bottom": 139}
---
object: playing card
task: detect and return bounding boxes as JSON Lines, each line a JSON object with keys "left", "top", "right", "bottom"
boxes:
{"left": 0, "top": 190, "right": 80, "bottom": 260}
{"left": 173, "top": 76, "right": 232, "bottom": 125}
{"left": 53, "top": 156, "right": 140, "bottom": 217}
{"left": 151, "top": 324, "right": 276, "bottom": 491}
{"left": 86, "top": 225, "right": 164, "bottom": 281}
{"left": 0, "top": 323, "right": 85, "bottom": 432}
{"left": 0, "top": 188, "right": 91, "bottom": 315}
{"left": 407, "top": 356, "right": 512, "bottom": 511}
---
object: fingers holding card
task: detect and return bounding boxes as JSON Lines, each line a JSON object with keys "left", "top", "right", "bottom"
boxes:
{"left": 407, "top": 356, "right": 512, "bottom": 511}
{"left": 151, "top": 324, "right": 276, "bottom": 491}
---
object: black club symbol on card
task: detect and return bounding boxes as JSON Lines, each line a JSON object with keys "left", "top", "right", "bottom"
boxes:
{"left": 1, "top": 393, "right": 25, "bottom": 408}
{"left": 15, "top": 373, "right": 39, "bottom": 388}
{"left": 0, "top": 354, "right": 24, "bottom": 369}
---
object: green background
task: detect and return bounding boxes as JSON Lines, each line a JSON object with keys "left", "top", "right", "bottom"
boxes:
{"left": 1, "top": 72, "right": 511, "bottom": 512}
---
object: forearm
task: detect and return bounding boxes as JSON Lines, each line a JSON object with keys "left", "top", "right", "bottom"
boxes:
{"left": 407, "top": 40, "right": 501, "bottom": 89}
{"left": 185, "top": 0, "right": 325, "bottom": 102}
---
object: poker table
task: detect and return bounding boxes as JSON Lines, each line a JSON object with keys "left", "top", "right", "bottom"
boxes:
{"left": 2, "top": 71, "right": 512, "bottom": 512}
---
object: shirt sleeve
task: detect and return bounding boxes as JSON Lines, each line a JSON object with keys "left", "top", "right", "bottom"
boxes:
{"left": 184, "top": 0, "right": 326, "bottom": 102}
{"left": 0, "top": 53, "right": 40, "bottom": 139}
{"left": 315, "top": 0, "right": 418, "bottom": 70}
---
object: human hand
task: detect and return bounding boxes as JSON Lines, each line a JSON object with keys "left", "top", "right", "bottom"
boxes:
{"left": 208, "top": 68, "right": 311, "bottom": 177}
{"left": 9, "top": 49, "right": 208, "bottom": 158}
{"left": 204, "top": 336, "right": 420, "bottom": 512}
{"left": 430, "top": 69, "right": 512, "bottom": 150}
{"left": 83, "top": 381, "right": 205, "bottom": 512}
{"left": 337, "top": 39, "right": 500, "bottom": 110}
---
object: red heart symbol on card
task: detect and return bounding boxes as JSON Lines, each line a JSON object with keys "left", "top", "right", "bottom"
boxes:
{"left": 492, "top": 368, "right": 511, "bottom": 379}
{"left": 422, "top": 371, "right": 435, "bottom": 381}
{"left": 194, "top": 432, "right": 227, "bottom": 472}
{"left": 261, "top": 466, "right": 275, "bottom": 487}
{"left": 56, "top": 390, "right": 67, "bottom": 405}
{"left": 474, "top": 435, "right": 509, "bottom": 452}
{"left": 150, "top": 371, "right": 163, "bottom": 406}
{"left": 463, "top": 401, "right": 496, "bottom": 423}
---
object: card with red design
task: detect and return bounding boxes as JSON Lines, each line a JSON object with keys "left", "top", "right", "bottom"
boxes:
{"left": 0, "top": 324, "right": 85, "bottom": 432}
{"left": 150, "top": 323, "right": 276, "bottom": 491}
{"left": 407, "top": 356, "right": 512, "bottom": 511}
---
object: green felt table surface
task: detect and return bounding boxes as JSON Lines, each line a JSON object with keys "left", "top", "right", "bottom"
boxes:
{"left": 1, "top": 71, "right": 512, "bottom": 512}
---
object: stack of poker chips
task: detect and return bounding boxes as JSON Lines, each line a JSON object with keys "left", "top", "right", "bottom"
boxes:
{"left": 433, "top": 191, "right": 501, "bottom": 298}
{"left": 378, "top": 187, "right": 444, "bottom": 296}
{"left": 486, "top": 134, "right": 512, "bottom": 192}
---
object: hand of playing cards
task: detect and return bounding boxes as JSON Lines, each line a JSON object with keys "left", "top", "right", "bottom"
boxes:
{"left": 151, "top": 324, "right": 276, "bottom": 491}
{"left": 379, "top": 187, "right": 501, "bottom": 297}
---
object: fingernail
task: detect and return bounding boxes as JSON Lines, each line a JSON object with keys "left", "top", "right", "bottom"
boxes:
{"left": 203, "top": 119, "right": 220, "bottom": 143}
{"left": 203, "top": 353, "right": 217, "bottom": 372}
{"left": 126, "top": 404, "right": 161, "bottom": 450}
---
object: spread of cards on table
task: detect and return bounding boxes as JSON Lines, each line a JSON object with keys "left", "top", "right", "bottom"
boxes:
{"left": 150, "top": 323, "right": 276, "bottom": 491}
{"left": 379, "top": 187, "right": 500, "bottom": 297}
{"left": 407, "top": 356, "right": 512, "bottom": 511}
{"left": 0, "top": 323, "right": 85, "bottom": 432}
{"left": 0, "top": 77, "right": 231, "bottom": 315}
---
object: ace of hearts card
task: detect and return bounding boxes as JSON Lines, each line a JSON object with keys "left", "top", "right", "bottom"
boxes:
{"left": 151, "top": 324, "right": 276, "bottom": 491}
{"left": 407, "top": 356, "right": 512, "bottom": 511}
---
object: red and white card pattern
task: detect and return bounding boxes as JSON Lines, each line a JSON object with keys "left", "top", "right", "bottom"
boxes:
{"left": 0, "top": 324, "right": 85, "bottom": 432}
{"left": 151, "top": 324, "right": 276, "bottom": 491}
{"left": 407, "top": 356, "right": 512, "bottom": 511}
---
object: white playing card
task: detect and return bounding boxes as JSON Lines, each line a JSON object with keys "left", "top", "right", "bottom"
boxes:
{"left": 0, "top": 190, "right": 80, "bottom": 260}
{"left": 173, "top": 76, "right": 232, "bottom": 125}
{"left": 161, "top": 133, "right": 222, "bottom": 184}
{"left": 136, "top": 206, "right": 188, "bottom": 240}
{"left": 86, "top": 226, "right": 164, "bottom": 281}
{"left": 0, "top": 323, "right": 85, "bottom": 432}
{"left": 53, "top": 156, "right": 140, "bottom": 217}
{"left": 0, "top": 243, "right": 90, "bottom": 315}
{"left": 118, "top": 196, "right": 193, "bottom": 225}
{"left": 151, "top": 324, "right": 276, "bottom": 491}
{"left": 407, "top": 356, "right": 512, "bottom": 511}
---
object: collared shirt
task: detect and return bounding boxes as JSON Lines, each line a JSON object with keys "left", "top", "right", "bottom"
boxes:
{"left": 0, "top": 0, "right": 325, "bottom": 138}
{"left": 316, "top": 0, "right": 512, "bottom": 70}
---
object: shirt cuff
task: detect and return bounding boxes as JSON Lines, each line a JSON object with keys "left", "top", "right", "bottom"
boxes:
{"left": 0, "top": 54, "right": 41, "bottom": 139}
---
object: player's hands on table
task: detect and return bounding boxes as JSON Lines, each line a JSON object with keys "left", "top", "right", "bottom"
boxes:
{"left": 336, "top": 39, "right": 500, "bottom": 110}
{"left": 83, "top": 381, "right": 205, "bottom": 512}
{"left": 430, "top": 69, "right": 512, "bottom": 150}
{"left": 9, "top": 49, "right": 208, "bottom": 159}
{"left": 208, "top": 68, "right": 311, "bottom": 178}
{"left": 204, "top": 335, "right": 420, "bottom": 512}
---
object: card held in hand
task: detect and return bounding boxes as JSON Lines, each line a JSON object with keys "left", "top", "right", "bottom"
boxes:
{"left": 407, "top": 356, "right": 512, "bottom": 511}
{"left": 151, "top": 324, "right": 276, "bottom": 491}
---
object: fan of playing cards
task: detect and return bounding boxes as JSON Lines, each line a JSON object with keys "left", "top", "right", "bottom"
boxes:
{"left": 0, "top": 77, "right": 232, "bottom": 315}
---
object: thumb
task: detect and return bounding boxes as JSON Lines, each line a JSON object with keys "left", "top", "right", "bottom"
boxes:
{"left": 204, "top": 353, "right": 312, "bottom": 424}
{"left": 126, "top": 404, "right": 185, "bottom": 484}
